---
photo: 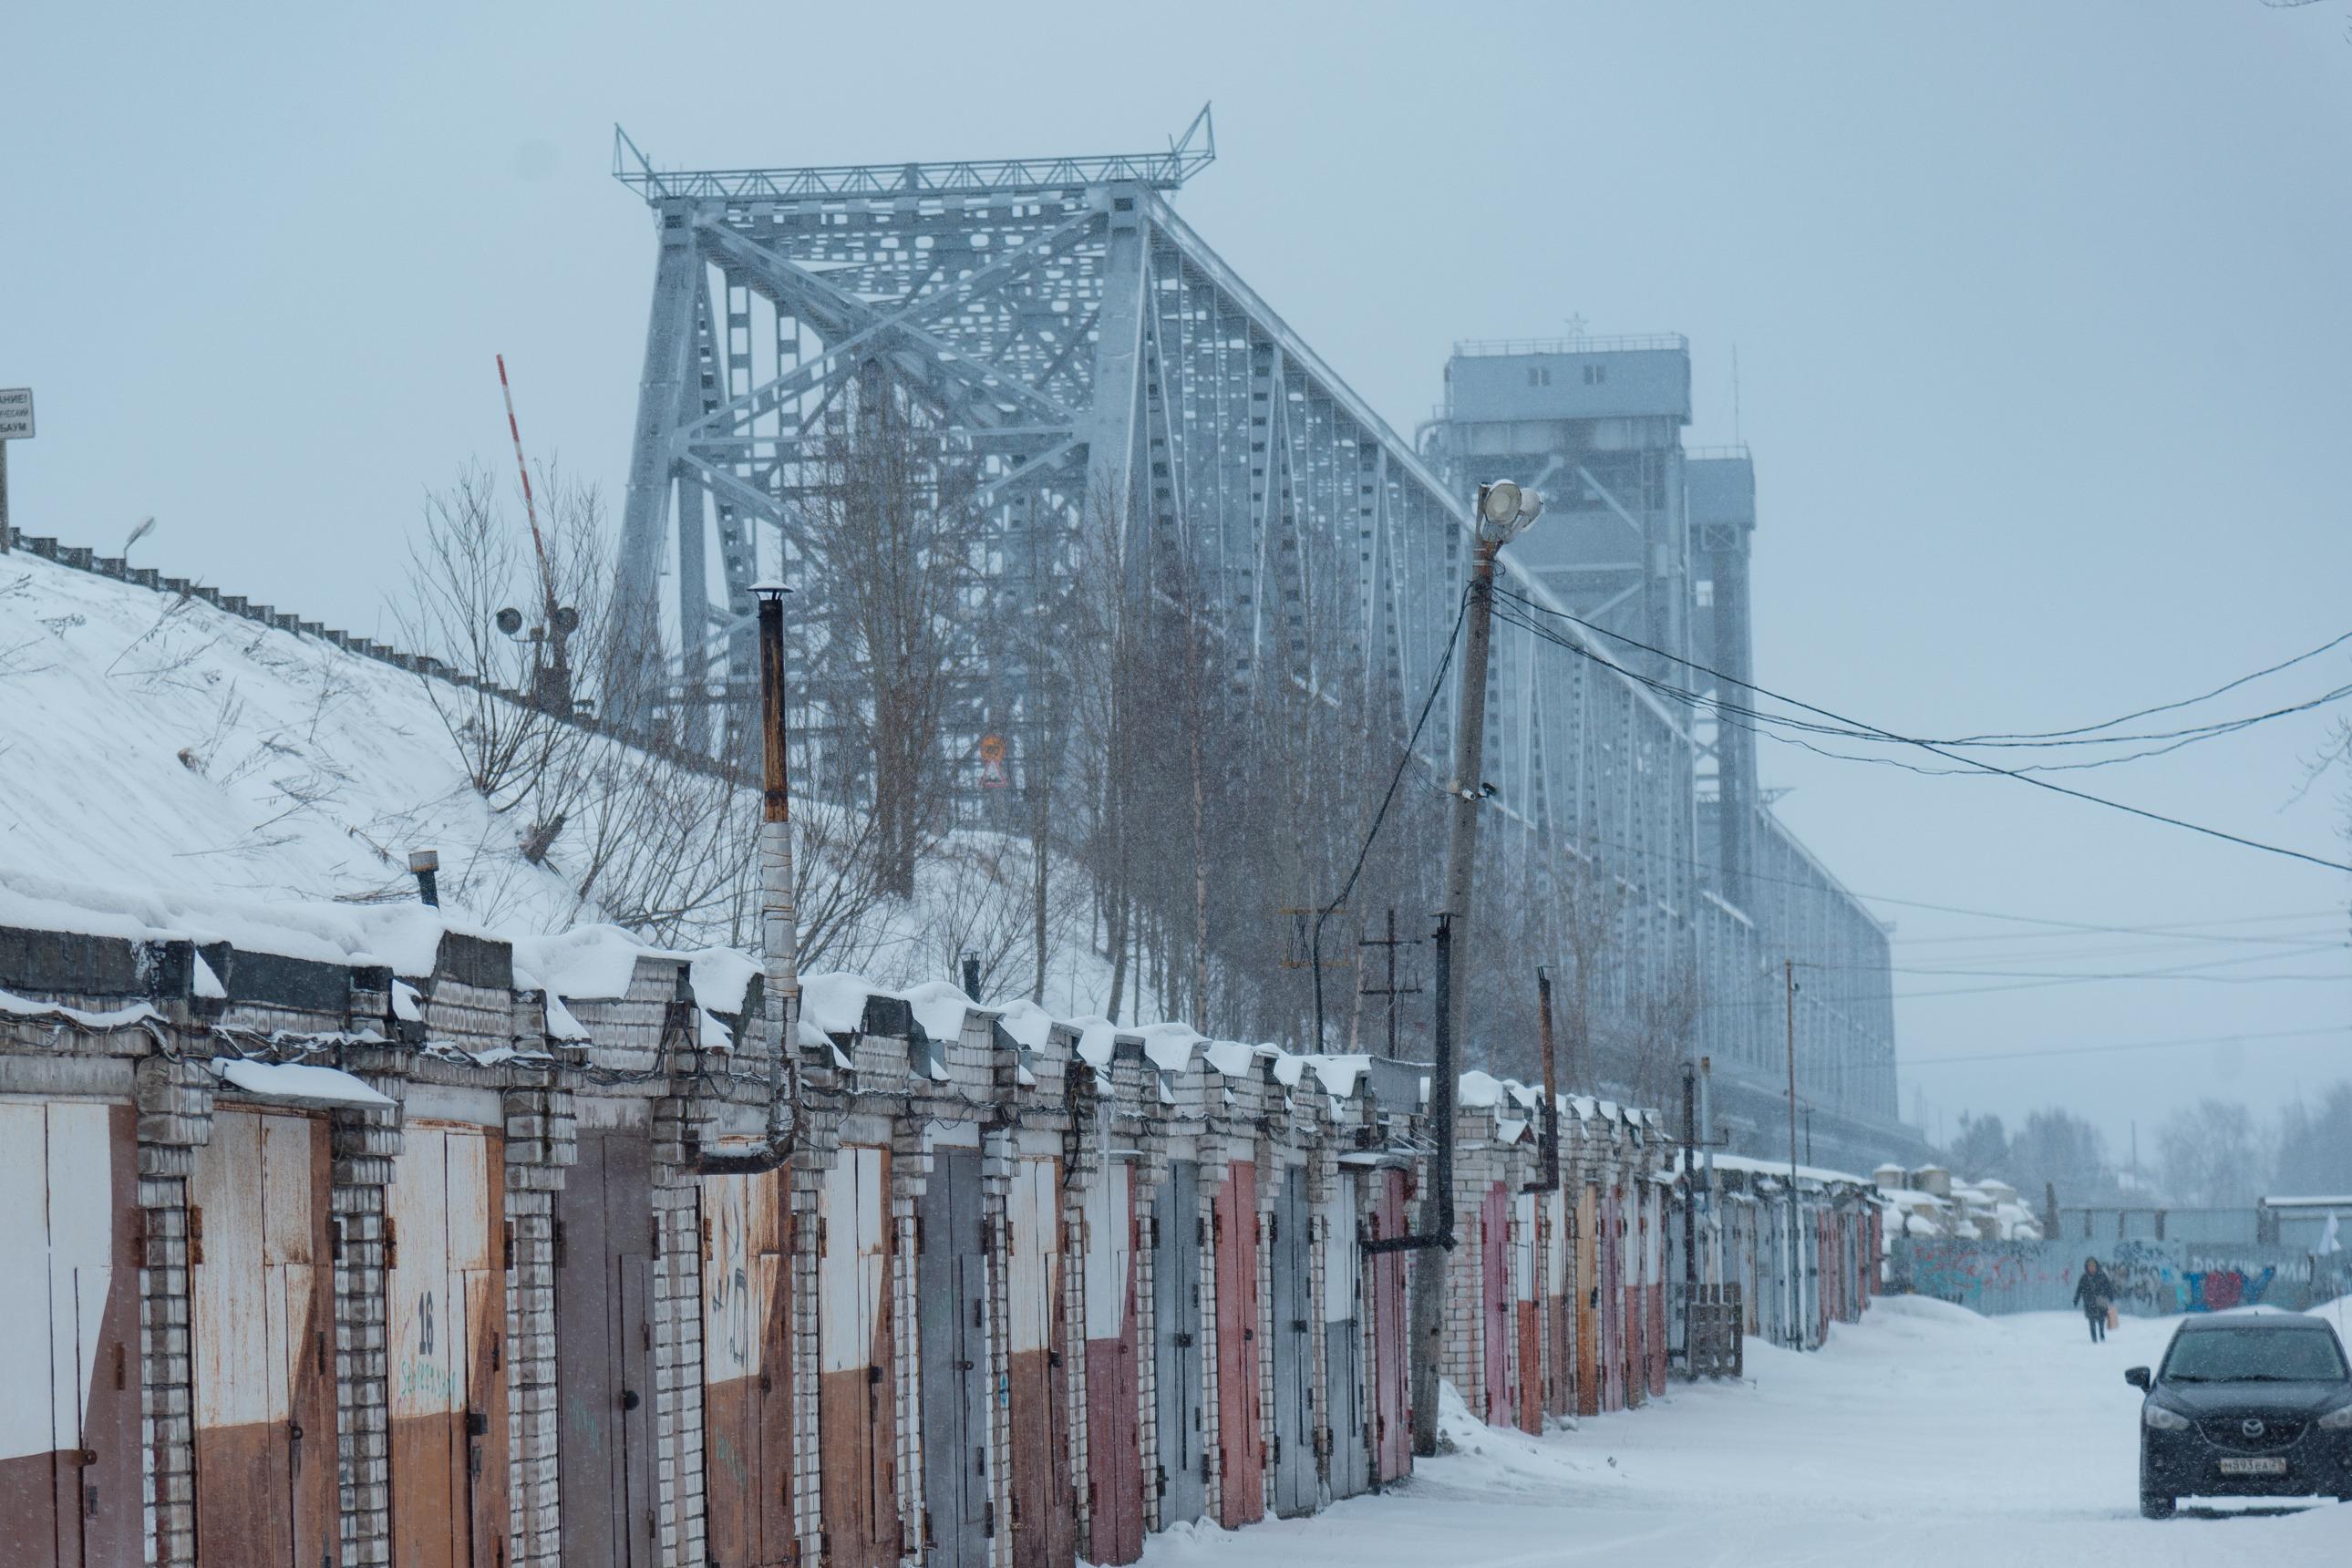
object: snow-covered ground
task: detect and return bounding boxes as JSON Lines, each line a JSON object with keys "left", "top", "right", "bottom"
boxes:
{"left": 1140, "top": 1297, "right": 2349, "bottom": 1568}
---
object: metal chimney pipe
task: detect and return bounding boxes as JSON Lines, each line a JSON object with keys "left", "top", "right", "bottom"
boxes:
{"left": 407, "top": 849, "right": 440, "bottom": 908}
{"left": 696, "top": 581, "right": 799, "bottom": 1177}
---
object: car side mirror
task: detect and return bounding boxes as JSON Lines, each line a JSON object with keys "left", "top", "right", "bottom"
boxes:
{"left": 2124, "top": 1367, "right": 2151, "bottom": 1391}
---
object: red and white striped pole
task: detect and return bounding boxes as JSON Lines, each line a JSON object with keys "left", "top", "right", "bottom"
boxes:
{"left": 496, "top": 356, "right": 568, "bottom": 692}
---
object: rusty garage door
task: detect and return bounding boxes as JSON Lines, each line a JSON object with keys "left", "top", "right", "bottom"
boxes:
{"left": 1150, "top": 1161, "right": 1204, "bottom": 1528}
{"left": 1513, "top": 1191, "right": 1541, "bottom": 1436}
{"left": 1545, "top": 1185, "right": 1572, "bottom": 1420}
{"left": 820, "top": 1145, "right": 897, "bottom": 1568}
{"left": 1319, "top": 1170, "right": 1368, "bottom": 1502}
{"left": 1480, "top": 1183, "right": 1510, "bottom": 1429}
{"left": 1366, "top": 1170, "right": 1409, "bottom": 1486}
{"left": 557, "top": 1127, "right": 656, "bottom": 1567}
{"left": 1265, "top": 1174, "right": 1314, "bottom": 1519}
{"left": 190, "top": 1109, "right": 335, "bottom": 1568}
{"left": 919, "top": 1147, "right": 988, "bottom": 1568}
{"left": 1211, "top": 1161, "right": 1261, "bottom": 1528}
{"left": 702, "top": 1163, "right": 791, "bottom": 1568}
{"left": 1080, "top": 1161, "right": 1141, "bottom": 1565}
{"left": 387, "top": 1122, "right": 510, "bottom": 1568}
{"left": 1574, "top": 1182, "right": 1599, "bottom": 1418}
{"left": 0, "top": 1099, "right": 139, "bottom": 1568}
{"left": 1006, "top": 1155, "right": 1073, "bottom": 1568}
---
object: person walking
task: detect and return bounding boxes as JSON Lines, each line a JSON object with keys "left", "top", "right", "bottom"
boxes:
{"left": 2073, "top": 1256, "right": 2115, "bottom": 1343}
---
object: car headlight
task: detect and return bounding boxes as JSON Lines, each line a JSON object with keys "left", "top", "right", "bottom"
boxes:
{"left": 2142, "top": 1403, "right": 2191, "bottom": 1431}
{"left": 2319, "top": 1403, "right": 2352, "bottom": 1431}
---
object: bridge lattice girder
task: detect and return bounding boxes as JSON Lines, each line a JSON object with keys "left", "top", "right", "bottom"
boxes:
{"left": 612, "top": 138, "right": 1810, "bottom": 1116}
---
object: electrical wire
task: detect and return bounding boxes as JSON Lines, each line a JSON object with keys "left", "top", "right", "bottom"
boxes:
{"left": 1487, "top": 593, "right": 2352, "bottom": 875}
{"left": 1903, "top": 1024, "right": 2351, "bottom": 1068}
{"left": 1306, "top": 589, "right": 1470, "bottom": 1042}
{"left": 1503, "top": 585, "right": 2352, "bottom": 753}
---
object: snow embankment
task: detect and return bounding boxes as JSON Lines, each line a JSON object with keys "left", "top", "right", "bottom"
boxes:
{"left": 0, "top": 547, "right": 583, "bottom": 923}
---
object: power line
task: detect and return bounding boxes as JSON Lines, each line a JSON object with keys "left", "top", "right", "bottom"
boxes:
{"left": 1491, "top": 593, "right": 2352, "bottom": 875}
{"left": 1892, "top": 909, "right": 2344, "bottom": 945}
{"left": 1903, "top": 1024, "right": 2352, "bottom": 1068}
{"left": 1306, "top": 589, "right": 1469, "bottom": 1046}
{"left": 1938, "top": 625, "right": 2352, "bottom": 745}
{"left": 1881, "top": 941, "right": 2351, "bottom": 978}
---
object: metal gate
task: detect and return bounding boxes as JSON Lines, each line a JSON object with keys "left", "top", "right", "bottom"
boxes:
{"left": 1006, "top": 1156, "right": 1073, "bottom": 1568}
{"left": 1544, "top": 1185, "right": 1572, "bottom": 1419}
{"left": 0, "top": 1099, "right": 139, "bottom": 1568}
{"left": 1573, "top": 1183, "right": 1599, "bottom": 1419}
{"left": 820, "top": 1146, "right": 898, "bottom": 1568}
{"left": 1367, "top": 1171, "right": 1409, "bottom": 1485}
{"left": 1598, "top": 1186, "right": 1625, "bottom": 1413}
{"left": 387, "top": 1122, "right": 509, "bottom": 1568}
{"left": 190, "top": 1109, "right": 335, "bottom": 1568}
{"left": 1320, "top": 1171, "right": 1368, "bottom": 1501}
{"left": 702, "top": 1162, "right": 791, "bottom": 1568}
{"left": 1646, "top": 1185, "right": 1668, "bottom": 1399}
{"left": 1512, "top": 1191, "right": 1541, "bottom": 1435}
{"left": 1081, "top": 1161, "right": 1142, "bottom": 1564}
{"left": 1150, "top": 1161, "right": 1205, "bottom": 1528}
{"left": 1266, "top": 1175, "right": 1315, "bottom": 1518}
{"left": 557, "top": 1127, "right": 656, "bottom": 1566}
{"left": 1480, "top": 1183, "right": 1510, "bottom": 1428}
{"left": 1212, "top": 1161, "right": 1262, "bottom": 1528}
{"left": 919, "top": 1148, "right": 989, "bottom": 1568}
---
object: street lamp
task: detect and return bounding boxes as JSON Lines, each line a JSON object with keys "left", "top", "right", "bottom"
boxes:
{"left": 1475, "top": 479, "right": 1544, "bottom": 542}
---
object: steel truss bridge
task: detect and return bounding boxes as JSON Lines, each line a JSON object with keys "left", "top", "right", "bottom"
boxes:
{"left": 611, "top": 113, "right": 1906, "bottom": 1158}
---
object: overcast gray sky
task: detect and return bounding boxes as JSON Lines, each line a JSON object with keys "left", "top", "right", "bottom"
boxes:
{"left": 6, "top": 2, "right": 2349, "bottom": 1163}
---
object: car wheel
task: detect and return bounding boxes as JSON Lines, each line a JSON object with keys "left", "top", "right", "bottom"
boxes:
{"left": 2140, "top": 1493, "right": 2174, "bottom": 1520}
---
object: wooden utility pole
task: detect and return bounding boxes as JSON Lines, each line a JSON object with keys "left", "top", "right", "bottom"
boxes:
{"left": 1408, "top": 480, "right": 1540, "bottom": 1457}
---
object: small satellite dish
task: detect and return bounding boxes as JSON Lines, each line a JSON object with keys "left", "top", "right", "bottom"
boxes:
{"left": 495, "top": 606, "right": 523, "bottom": 635}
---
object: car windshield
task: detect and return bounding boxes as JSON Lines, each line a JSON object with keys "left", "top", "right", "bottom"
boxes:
{"left": 2161, "top": 1328, "right": 2349, "bottom": 1383}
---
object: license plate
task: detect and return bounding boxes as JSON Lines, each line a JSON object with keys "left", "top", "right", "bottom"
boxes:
{"left": 2217, "top": 1458, "right": 2286, "bottom": 1477}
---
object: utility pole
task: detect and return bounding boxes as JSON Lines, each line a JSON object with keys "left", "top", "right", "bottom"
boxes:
{"left": 1407, "top": 478, "right": 1542, "bottom": 1458}
{"left": 1357, "top": 908, "right": 1422, "bottom": 1058}
{"left": 1680, "top": 1058, "right": 1697, "bottom": 1374}
{"left": 1785, "top": 957, "right": 1801, "bottom": 1348}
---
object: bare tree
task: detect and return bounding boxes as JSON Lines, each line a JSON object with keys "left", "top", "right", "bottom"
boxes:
{"left": 801, "top": 367, "right": 979, "bottom": 901}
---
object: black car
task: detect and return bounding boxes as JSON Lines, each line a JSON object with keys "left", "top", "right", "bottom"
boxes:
{"left": 2127, "top": 1312, "right": 2352, "bottom": 1517}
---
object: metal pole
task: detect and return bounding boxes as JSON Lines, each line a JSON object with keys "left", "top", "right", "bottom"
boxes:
{"left": 1530, "top": 967, "right": 1559, "bottom": 1192}
{"left": 1786, "top": 957, "right": 1800, "bottom": 1347}
{"left": 0, "top": 440, "right": 10, "bottom": 553}
{"left": 1408, "top": 508, "right": 1512, "bottom": 1457}
{"left": 1681, "top": 1059, "right": 1697, "bottom": 1367}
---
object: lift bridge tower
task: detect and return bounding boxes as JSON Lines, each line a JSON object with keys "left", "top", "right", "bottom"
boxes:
{"left": 608, "top": 112, "right": 1227, "bottom": 786}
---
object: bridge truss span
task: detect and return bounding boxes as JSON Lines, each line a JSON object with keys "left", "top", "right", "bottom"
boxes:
{"left": 609, "top": 124, "right": 1762, "bottom": 1133}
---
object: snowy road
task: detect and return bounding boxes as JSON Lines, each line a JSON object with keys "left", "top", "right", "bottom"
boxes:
{"left": 1136, "top": 1297, "right": 2347, "bottom": 1568}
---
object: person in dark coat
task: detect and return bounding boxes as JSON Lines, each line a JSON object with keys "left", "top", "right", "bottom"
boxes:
{"left": 2072, "top": 1256, "right": 2114, "bottom": 1342}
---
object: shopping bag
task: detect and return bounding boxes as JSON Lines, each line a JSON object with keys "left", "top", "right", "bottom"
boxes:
{"left": 2105, "top": 1304, "right": 2120, "bottom": 1331}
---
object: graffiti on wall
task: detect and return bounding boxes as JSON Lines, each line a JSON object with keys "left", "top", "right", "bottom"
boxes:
{"left": 1892, "top": 1237, "right": 2314, "bottom": 1316}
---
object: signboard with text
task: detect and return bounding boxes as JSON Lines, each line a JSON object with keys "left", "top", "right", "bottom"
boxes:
{"left": 0, "top": 388, "right": 31, "bottom": 440}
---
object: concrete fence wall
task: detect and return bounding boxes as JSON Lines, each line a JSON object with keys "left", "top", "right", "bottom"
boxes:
{"left": 1890, "top": 1236, "right": 2350, "bottom": 1318}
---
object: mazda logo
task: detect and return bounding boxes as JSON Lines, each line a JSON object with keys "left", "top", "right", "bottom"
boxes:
{"left": 2241, "top": 1418, "right": 2265, "bottom": 1439}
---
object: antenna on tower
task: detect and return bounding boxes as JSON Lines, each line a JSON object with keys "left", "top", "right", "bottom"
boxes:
{"left": 1732, "top": 344, "right": 1742, "bottom": 443}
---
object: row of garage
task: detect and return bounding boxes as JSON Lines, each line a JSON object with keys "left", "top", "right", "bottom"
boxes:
{"left": 0, "top": 913, "right": 1883, "bottom": 1568}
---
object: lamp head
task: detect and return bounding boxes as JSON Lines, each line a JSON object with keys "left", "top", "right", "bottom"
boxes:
{"left": 1475, "top": 480, "right": 1544, "bottom": 544}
